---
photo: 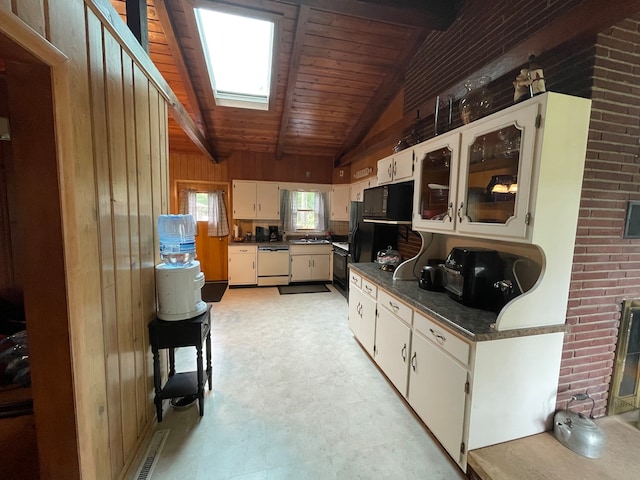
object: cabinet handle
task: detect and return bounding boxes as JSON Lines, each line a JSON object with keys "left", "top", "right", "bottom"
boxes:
{"left": 457, "top": 202, "right": 464, "bottom": 222}
{"left": 429, "top": 328, "right": 446, "bottom": 345}
{"left": 388, "top": 301, "right": 399, "bottom": 312}
{"left": 401, "top": 343, "right": 407, "bottom": 362}
{"left": 312, "top": 259, "right": 315, "bottom": 267}
{"left": 258, "top": 203, "right": 261, "bottom": 212}
{"left": 253, "top": 203, "right": 256, "bottom": 212}
{"left": 388, "top": 163, "right": 392, "bottom": 178}
{"left": 253, "top": 261, "right": 255, "bottom": 270}
{"left": 364, "top": 285, "right": 372, "bottom": 293}
{"left": 393, "top": 161, "right": 397, "bottom": 177}
{"left": 447, "top": 202, "right": 454, "bottom": 222}
{"left": 411, "top": 352, "right": 417, "bottom": 371}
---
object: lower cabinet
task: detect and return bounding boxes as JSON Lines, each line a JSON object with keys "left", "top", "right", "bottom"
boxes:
{"left": 408, "top": 330, "right": 468, "bottom": 462}
{"left": 228, "top": 245, "right": 257, "bottom": 286}
{"left": 289, "top": 245, "right": 332, "bottom": 282}
{"left": 374, "top": 305, "right": 411, "bottom": 396}
{"left": 348, "top": 284, "right": 376, "bottom": 356}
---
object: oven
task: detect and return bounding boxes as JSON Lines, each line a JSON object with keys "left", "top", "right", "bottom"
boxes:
{"left": 332, "top": 242, "right": 349, "bottom": 296}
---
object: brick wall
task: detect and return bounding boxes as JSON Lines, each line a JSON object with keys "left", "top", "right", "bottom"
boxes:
{"left": 402, "top": 1, "right": 640, "bottom": 417}
{"left": 562, "top": 17, "right": 640, "bottom": 416}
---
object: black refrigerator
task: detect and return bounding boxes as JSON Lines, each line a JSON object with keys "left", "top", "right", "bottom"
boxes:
{"left": 349, "top": 201, "right": 398, "bottom": 263}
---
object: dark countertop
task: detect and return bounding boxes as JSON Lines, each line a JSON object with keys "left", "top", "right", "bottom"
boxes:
{"left": 349, "top": 262, "right": 566, "bottom": 342}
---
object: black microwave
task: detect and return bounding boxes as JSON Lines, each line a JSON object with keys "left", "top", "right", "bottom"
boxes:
{"left": 363, "top": 181, "right": 414, "bottom": 221}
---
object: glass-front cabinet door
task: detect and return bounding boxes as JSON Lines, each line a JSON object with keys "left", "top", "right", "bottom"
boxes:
{"left": 457, "top": 102, "right": 539, "bottom": 239}
{"left": 412, "top": 132, "right": 461, "bottom": 232}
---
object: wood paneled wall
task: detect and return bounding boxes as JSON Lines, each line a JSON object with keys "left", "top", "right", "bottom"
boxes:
{"left": 0, "top": 1, "right": 170, "bottom": 478}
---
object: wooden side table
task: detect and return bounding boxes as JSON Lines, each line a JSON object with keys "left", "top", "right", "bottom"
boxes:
{"left": 148, "top": 305, "right": 212, "bottom": 422}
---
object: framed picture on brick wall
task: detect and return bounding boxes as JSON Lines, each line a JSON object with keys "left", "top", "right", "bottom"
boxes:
{"left": 624, "top": 201, "right": 640, "bottom": 239}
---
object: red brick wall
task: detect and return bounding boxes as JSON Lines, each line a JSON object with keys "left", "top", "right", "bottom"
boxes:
{"left": 561, "top": 17, "right": 640, "bottom": 416}
{"left": 402, "top": 1, "right": 640, "bottom": 417}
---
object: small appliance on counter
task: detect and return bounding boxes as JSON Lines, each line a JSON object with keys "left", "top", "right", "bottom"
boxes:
{"left": 255, "top": 226, "right": 269, "bottom": 242}
{"left": 443, "top": 247, "right": 504, "bottom": 311}
{"left": 268, "top": 225, "right": 281, "bottom": 242}
{"left": 419, "top": 262, "right": 445, "bottom": 291}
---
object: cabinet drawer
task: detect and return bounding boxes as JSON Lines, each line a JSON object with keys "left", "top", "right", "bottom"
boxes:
{"left": 378, "top": 289, "right": 412, "bottom": 325}
{"left": 350, "top": 271, "right": 362, "bottom": 289}
{"left": 361, "top": 278, "right": 377, "bottom": 299}
{"left": 414, "top": 311, "right": 470, "bottom": 366}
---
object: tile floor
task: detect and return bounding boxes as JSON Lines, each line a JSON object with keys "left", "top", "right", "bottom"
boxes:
{"left": 151, "top": 285, "right": 464, "bottom": 480}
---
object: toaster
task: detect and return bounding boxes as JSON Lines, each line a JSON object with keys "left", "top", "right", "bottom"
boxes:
{"left": 443, "top": 247, "right": 504, "bottom": 311}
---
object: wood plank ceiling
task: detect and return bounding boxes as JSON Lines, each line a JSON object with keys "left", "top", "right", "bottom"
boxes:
{"left": 110, "top": 0, "right": 459, "bottom": 163}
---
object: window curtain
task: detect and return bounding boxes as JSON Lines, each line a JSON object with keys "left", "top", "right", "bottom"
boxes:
{"left": 281, "top": 189, "right": 297, "bottom": 232}
{"left": 208, "top": 190, "right": 229, "bottom": 237}
{"left": 179, "top": 188, "right": 197, "bottom": 216}
{"left": 316, "top": 191, "right": 328, "bottom": 231}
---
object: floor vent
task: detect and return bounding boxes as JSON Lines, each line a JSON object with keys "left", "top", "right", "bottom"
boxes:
{"left": 133, "top": 429, "right": 169, "bottom": 480}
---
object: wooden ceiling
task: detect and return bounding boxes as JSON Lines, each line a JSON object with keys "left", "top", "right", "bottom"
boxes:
{"left": 111, "top": 0, "right": 459, "bottom": 163}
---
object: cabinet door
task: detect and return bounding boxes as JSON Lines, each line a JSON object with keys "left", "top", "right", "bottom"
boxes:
{"left": 290, "top": 255, "right": 311, "bottom": 282}
{"left": 256, "top": 182, "right": 280, "bottom": 219}
{"left": 456, "top": 102, "right": 538, "bottom": 239}
{"left": 228, "top": 251, "right": 257, "bottom": 285}
{"left": 331, "top": 185, "right": 350, "bottom": 221}
{"left": 232, "top": 181, "right": 257, "bottom": 219}
{"left": 310, "top": 254, "right": 331, "bottom": 281}
{"left": 377, "top": 155, "right": 394, "bottom": 185}
{"left": 412, "top": 132, "right": 461, "bottom": 233}
{"left": 408, "top": 332, "right": 467, "bottom": 464}
{"left": 348, "top": 287, "right": 376, "bottom": 356}
{"left": 375, "top": 307, "right": 411, "bottom": 396}
{"left": 392, "top": 148, "right": 415, "bottom": 182}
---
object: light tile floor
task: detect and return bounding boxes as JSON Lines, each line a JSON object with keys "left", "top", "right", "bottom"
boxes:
{"left": 151, "top": 285, "right": 464, "bottom": 480}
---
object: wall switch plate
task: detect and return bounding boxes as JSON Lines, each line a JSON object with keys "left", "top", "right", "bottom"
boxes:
{"left": 0, "top": 117, "right": 10, "bottom": 141}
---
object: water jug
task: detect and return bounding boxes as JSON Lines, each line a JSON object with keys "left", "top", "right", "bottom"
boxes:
{"left": 158, "top": 214, "right": 196, "bottom": 266}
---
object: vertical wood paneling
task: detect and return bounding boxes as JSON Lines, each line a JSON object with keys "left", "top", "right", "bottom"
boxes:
{"left": 133, "top": 63, "right": 157, "bottom": 417}
{"left": 12, "top": 0, "right": 46, "bottom": 36}
{"left": 87, "top": 12, "right": 121, "bottom": 475}
{"left": 0, "top": 0, "right": 11, "bottom": 12}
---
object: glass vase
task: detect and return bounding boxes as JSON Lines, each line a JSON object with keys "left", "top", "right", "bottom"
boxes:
{"left": 460, "top": 76, "right": 492, "bottom": 125}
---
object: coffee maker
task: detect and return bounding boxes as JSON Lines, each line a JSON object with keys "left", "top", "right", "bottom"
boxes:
{"left": 268, "top": 225, "right": 280, "bottom": 242}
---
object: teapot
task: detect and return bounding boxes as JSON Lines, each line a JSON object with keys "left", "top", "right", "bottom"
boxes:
{"left": 553, "top": 392, "right": 606, "bottom": 459}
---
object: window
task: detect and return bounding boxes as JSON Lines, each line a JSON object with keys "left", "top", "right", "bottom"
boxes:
{"left": 195, "top": 8, "right": 275, "bottom": 111}
{"left": 194, "top": 192, "right": 209, "bottom": 221}
{"left": 282, "top": 190, "right": 328, "bottom": 232}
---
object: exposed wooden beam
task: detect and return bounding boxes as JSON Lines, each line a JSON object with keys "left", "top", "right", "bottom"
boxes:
{"left": 297, "top": 0, "right": 456, "bottom": 30}
{"left": 87, "top": 0, "right": 216, "bottom": 162}
{"left": 125, "top": 0, "right": 149, "bottom": 52}
{"left": 337, "top": 0, "right": 640, "bottom": 166}
{"left": 154, "top": 0, "right": 207, "bottom": 136}
{"left": 276, "top": 4, "right": 311, "bottom": 159}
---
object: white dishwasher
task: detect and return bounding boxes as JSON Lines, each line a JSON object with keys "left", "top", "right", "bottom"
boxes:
{"left": 257, "top": 245, "right": 290, "bottom": 286}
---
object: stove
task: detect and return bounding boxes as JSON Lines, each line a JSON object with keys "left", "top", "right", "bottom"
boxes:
{"left": 332, "top": 242, "right": 350, "bottom": 297}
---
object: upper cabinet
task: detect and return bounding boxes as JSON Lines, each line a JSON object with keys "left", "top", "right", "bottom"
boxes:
{"left": 330, "top": 184, "right": 350, "bottom": 221}
{"left": 377, "top": 148, "right": 415, "bottom": 185}
{"left": 232, "top": 181, "right": 280, "bottom": 220}
{"left": 350, "top": 178, "right": 377, "bottom": 202}
{"left": 413, "top": 93, "right": 591, "bottom": 244}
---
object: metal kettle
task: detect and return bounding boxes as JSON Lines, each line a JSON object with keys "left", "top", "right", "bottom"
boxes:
{"left": 553, "top": 393, "right": 606, "bottom": 459}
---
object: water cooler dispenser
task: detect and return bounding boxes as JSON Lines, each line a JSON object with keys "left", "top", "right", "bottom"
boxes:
{"left": 155, "top": 214, "right": 207, "bottom": 321}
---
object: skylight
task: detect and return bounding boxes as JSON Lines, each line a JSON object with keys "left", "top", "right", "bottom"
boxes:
{"left": 195, "top": 8, "right": 275, "bottom": 111}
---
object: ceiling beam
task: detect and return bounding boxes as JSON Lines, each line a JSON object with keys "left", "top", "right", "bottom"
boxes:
{"left": 154, "top": 0, "right": 207, "bottom": 136}
{"left": 297, "top": 0, "right": 457, "bottom": 29}
{"left": 125, "top": 0, "right": 149, "bottom": 52}
{"left": 276, "top": 4, "right": 311, "bottom": 159}
{"left": 337, "top": 0, "right": 640, "bottom": 166}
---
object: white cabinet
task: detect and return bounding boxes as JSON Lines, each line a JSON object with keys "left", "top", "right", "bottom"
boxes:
{"left": 377, "top": 148, "right": 414, "bottom": 185}
{"left": 408, "top": 313, "right": 469, "bottom": 464}
{"left": 228, "top": 245, "right": 257, "bottom": 285}
{"left": 347, "top": 273, "right": 377, "bottom": 356}
{"left": 412, "top": 93, "right": 591, "bottom": 243}
{"left": 350, "top": 178, "right": 376, "bottom": 202}
{"left": 289, "top": 244, "right": 331, "bottom": 282}
{"left": 330, "top": 184, "right": 350, "bottom": 221}
{"left": 374, "top": 289, "right": 412, "bottom": 396}
{"left": 232, "top": 180, "right": 280, "bottom": 219}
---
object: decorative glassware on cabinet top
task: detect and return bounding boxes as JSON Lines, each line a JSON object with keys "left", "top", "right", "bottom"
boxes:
{"left": 460, "top": 76, "right": 493, "bottom": 125}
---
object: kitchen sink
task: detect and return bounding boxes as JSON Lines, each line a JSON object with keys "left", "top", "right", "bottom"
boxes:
{"left": 289, "top": 239, "right": 330, "bottom": 245}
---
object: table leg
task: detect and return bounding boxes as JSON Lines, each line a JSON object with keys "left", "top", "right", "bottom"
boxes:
{"left": 196, "top": 344, "right": 204, "bottom": 417}
{"left": 206, "top": 331, "right": 212, "bottom": 390}
{"left": 168, "top": 348, "right": 176, "bottom": 377}
{"left": 152, "top": 346, "right": 163, "bottom": 422}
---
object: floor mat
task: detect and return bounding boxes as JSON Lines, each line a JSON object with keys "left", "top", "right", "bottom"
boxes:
{"left": 201, "top": 282, "right": 227, "bottom": 302}
{"left": 278, "top": 284, "right": 330, "bottom": 295}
